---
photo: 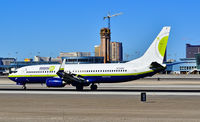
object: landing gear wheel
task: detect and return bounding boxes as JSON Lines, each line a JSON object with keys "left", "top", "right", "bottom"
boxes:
{"left": 76, "top": 85, "right": 83, "bottom": 91}
{"left": 90, "top": 84, "right": 97, "bottom": 91}
{"left": 22, "top": 84, "right": 26, "bottom": 90}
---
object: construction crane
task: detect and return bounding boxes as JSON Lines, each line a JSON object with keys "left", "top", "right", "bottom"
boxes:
{"left": 103, "top": 12, "right": 123, "bottom": 29}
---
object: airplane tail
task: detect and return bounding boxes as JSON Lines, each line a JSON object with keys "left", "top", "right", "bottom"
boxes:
{"left": 127, "top": 26, "right": 171, "bottom": 66}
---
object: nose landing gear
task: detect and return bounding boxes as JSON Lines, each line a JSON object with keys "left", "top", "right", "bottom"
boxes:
{"left": 22, "top": 84, "right": 26, "bottom": 90}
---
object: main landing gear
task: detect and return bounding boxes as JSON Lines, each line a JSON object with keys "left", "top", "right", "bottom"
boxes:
{"left": 76, "top": 85, "right": 83, "bottom": 91}
{"left": 90, "top": 84, "right": 98, "bottom": 91}
{"left": 75, "top": 84, "right": 98, "bottom": 91}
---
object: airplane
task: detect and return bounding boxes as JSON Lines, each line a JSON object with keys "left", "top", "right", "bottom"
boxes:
{"left": 8, "top": 26, "right": 171, "bottom": 91}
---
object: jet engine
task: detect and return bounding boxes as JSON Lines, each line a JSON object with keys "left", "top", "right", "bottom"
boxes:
{"left": 46, "top": 78, "right": 65, "bottom": 87}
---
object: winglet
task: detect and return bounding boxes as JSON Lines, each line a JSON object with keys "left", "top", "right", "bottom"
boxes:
{"left": 59, "top": 59, "right": 66, "bottom": 71}
{"left": 57, "top": 59, "right": 66, "bottom": 78}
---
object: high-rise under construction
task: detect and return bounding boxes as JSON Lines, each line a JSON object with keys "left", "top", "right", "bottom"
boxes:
{"left": 100, "top": 28, "right": 111, "bottom": 63}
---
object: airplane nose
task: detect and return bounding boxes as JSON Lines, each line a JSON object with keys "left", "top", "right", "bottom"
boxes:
{"left": 8, "top": 73, "right": 11, "bottom": 78}
{"left": 8, "top": 74, "right": 12, "bottom": 80}
{"left": 8, "top": 73, "right": 16, "bottom": 82}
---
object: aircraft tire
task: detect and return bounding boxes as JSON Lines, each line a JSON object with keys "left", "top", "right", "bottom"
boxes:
{"left": 22, "top": 85, "right": 26, "bottom": 90}
{"left": 76, "top": 85, "right": 83, "bottom": 91}
{"left": 90, "top": 84, "right": 97, "bottom": 91}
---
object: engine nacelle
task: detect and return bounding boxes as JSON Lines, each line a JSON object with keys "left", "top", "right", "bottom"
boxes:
{"left": 46, "top": 78, "right": 65, "bottom": 87}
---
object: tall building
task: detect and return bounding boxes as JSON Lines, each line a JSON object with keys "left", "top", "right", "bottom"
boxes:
{"left": 94, "top": 45, "right": 100, "bottom": 56}
{"left": 186, "top": 44, "right": 200, "bottom": 58}
{"left": 111, "top": 42, "right": 123, "bottom": 62}
{"left": 100, "top": 28, "right": 111, "bottom": 63}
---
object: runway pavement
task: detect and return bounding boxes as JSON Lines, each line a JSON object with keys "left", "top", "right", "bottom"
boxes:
{"left": 0, "top": 77, "right": 200, "bottom": 121}
{"left": 1, "top": 78, "right": 200, "bottom": 95}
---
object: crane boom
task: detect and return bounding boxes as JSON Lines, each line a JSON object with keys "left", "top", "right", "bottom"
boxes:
{"left": 103, "top": 12, "right": 123, "bottom": 29}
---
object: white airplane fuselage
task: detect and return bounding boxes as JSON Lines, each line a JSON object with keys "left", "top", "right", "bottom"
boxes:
{"left": 8, "top": 26, "right": 171, "bottom": 90}
{"left": 8, "top": 62, "right": 156, "bottom": 85}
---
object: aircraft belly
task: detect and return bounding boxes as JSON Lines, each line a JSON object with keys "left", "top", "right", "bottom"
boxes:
{"left": 83, "top": 71, "right": 156, "bottom": 83}
{"left": 9, "top": 77, "right": 53, "bottom": 84}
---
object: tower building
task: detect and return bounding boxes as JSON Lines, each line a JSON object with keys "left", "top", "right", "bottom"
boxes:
{"left": 111, "top": 42, "right": 123, "bottom": 61}
{"left": 100, "top": 28, "right": 111, "bottom": 63}
{"left": 186, "top": 44, "right": 200, "bottom": 58}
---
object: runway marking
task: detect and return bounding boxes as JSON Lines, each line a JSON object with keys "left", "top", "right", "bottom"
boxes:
{"left": 100, "top": 85, "right": 200, "bottom": 88}
{"left": 1, "top": 90, "right": 200, "bottom": 96}
{"left": 2, "top": 84, "right": 200, "bottom": 88}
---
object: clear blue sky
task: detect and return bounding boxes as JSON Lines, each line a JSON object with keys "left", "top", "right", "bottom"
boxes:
{"left": 0, "top": 0, "right": 200, "bottom": 61}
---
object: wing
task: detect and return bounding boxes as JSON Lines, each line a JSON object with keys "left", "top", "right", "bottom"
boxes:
{"left": 56, "top": 59, "right": 89, "bottom": 85}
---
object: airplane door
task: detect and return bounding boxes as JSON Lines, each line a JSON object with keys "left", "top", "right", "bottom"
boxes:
{"left": 24, "top": 68, "right": 30, "bottom": 82}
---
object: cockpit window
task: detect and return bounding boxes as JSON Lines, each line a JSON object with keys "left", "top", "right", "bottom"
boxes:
{"left": 11, "top": 71, "right": 17, "bottom": 73}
